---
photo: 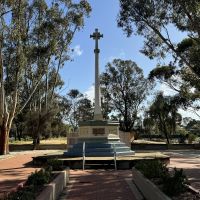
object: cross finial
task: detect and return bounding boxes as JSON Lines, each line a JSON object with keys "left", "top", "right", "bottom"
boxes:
{"left": 90, "top": 28, "right": 103, "bottom": 53}
{"left": 90, "top": 28, "right": 103, "bottom": 40}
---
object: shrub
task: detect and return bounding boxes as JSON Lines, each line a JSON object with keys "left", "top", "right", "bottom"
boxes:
{"left": 135, "top": 159, "right": 168, "bottom": 179}
{"left": 26, "top": 168, "right": 52, "bottom": 186}
{"left": 135, "top": 160, "right": 188, "bottom": 197}
{"left": 163, "top": 168, "right": 187, "bottom": 196}
{"left": 47, "top": 159, "right": 64, "bottom": 171}
{"left": 4, "top": 168, "right": 52, "bottom": 200}
{"left": 188, "top": 133, "right": 197, "bottom": 144}
{"left": 5, "top": 186, "right": 36, "bottom": 200}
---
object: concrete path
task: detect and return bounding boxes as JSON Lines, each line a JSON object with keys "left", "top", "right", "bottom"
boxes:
{"left": 59, "top": 170, "right": 138, "bottom": 200}
{"left": 165, "top": 150, "right": 200, "bottom": 191}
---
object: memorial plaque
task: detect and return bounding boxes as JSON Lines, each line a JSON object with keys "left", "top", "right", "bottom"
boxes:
{"left": 93, "top": 128, "right": 105, "bottom": 135}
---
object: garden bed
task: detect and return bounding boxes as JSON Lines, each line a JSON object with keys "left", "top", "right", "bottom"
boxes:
{"left": 132, "top": 160, "right": 200, "bottom": 200}
{"left": 2, "top": 159, "right": 69, "bottom": 200}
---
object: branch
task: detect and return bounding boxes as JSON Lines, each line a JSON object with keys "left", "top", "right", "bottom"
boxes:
{"left": 18, "top": 77, "right": 43, "bottom": 114}
{"left": 178, "top": 2, "right": 200, "bottom": 38}
{"left": 135, "top": 10, "right": 200, "bottom": 79}
{"left": 0, "top": 9, "right": 13, "bottom": 18}
{"left": 50, "top": 25, "right": 78, "bottom": 100}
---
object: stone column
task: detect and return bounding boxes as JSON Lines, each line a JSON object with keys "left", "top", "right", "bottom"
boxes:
{"left": 90, "top": 28, "right": 103, "bottom": 120}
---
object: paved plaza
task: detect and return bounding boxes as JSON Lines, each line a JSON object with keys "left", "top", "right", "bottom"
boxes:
{"left": 165, "top": 150, "right": 200, "bottom": 191}
{"left": 0, "top": 149, "right": 199, "bottom": 199}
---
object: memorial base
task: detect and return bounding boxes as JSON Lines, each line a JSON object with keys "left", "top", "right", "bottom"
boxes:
{"left": 64, "top": 120, "right": 135, "bottom": 157}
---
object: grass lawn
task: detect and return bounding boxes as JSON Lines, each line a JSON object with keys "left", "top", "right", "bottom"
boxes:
{"left": 132, "top": 139, "right": 166, "bottom": 144}
{"left": 10, "top": 137, "right": 67, "bottom": 145}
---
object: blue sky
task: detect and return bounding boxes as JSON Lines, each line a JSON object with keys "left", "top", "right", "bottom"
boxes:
{"left": 60, "top": 0, "right": 199, "bottom": 119}
{"left": 60, "top": 0, "right": 187, "bottom": 94}
{"left": 60, "top": 0, "right": 158, "bottom": 94}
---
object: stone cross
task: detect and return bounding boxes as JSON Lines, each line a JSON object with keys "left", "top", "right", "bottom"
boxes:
{"left": 90, "top": 28, "right": 103, "bottom": 120}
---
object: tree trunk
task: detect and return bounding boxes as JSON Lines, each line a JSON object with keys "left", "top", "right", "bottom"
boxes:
{"left": 0, "top": 119, "right": 9, "bottom": 155}
{"left": 163, "top": 124, "right": 170, "bottom": 144}
{"left": 33, "top": 113, "right": 41, "bottom": 149}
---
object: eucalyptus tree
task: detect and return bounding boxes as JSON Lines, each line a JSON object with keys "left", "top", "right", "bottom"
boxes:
{"left": 147, "top": 93, "right": 181, "bottom": 143}
{"left": 101, "top": 59, "right": 151, "bottom": 132}
{"left": 66, "top": 89, "right": 93, "bottom": 130}
{"left": 117, "top": 0, "right": 200, "bottom": 113}
{"left": 0, "top": 0, "right": 91, "bottom": 155}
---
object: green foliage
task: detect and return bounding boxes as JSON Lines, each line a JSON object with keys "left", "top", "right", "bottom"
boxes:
{"left": 47, "top": 159, "right": 64, "bottom": 171}
{"left": 177, "top": 38, "right": 194, "bottom": 53}
{"left": 101, "top": 59, "right": 152, "bottom": 132}
{"left": 5, "top": 168, "right": 52, "bottom": 200}
{"left": 149, "top": 66, "right": 176, "bottom": 81}
{"left": 135, "top": 160, "right": 188, "bottom": 197}
{"left": 5, "top": 186, "right": 36, "bottom": 200}
{"left": 0, "top": 0, "right": 91, "bottom": 154}
{"left": 135, "top": 159, "right": 168, "bottom": 179}
{"left": 66, "top": 89, "right": 93, "bottom": 129}
{"left": 163, "top": 168, "right": 187, "bottom": 197}
{"left": 117, "top": 0, "right": 200, "bottom": 116}
{"left": 26, "top": 168, "right": 52, "bottom": 186}
{"left": 147, "top": 93, "right": 181, "bottom": 144}
{"left": 188, "top": 133, "right": 197, "bottom": 144}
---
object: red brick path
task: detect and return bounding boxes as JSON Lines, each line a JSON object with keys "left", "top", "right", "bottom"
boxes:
{"left": 64, "top": 170, "right": 137, "bottom": 200}
{"left": 0, "top": 152, "right": 41, "bottom": 197}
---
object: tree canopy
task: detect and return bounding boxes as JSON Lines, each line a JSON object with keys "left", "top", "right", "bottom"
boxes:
{"left": 101, "top": 59, "right": 151, "bottom": 132}
{"left": 0, "top": 0, "right": 91, "bottom": 154}
{"left": 118, "top": 0, "right": 200, "bottom": 116}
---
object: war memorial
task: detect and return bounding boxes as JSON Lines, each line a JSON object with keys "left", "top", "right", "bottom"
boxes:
{"left": 64, "top": 29, "right": 135, "bottom": 158}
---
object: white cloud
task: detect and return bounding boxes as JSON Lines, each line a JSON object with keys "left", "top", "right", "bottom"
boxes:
{"left": 159, "top": 83, "right": 178, "bottom": 96}
{"left": 108, "top": 49, "right": 126, "bottom": 62}
{"left": 73, "top": 45, "right": 83, "bottom": 56}
{"left": 84, "top": 85, "right": 94, "bottom": 103}
{"left": 178, "top": 108, "right": 200, "bottom": 120}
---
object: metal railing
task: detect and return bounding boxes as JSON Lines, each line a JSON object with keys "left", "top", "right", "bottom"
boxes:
{"left": 113, "top": 144, "right": 117, "bottom": 170}
{"left": 83, "top": 142, "right": 85, "bottom": 170}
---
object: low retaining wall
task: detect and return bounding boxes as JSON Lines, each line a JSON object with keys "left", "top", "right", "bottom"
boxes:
{"left": 132, "top": 167, "right": 171, "bottom": 200}
{"left": 131, "top": 143, "right": 200, "bottom": 150}
{"left": 36, "top": 168, "right": 69, "bottom": 200}
{"left": 119, "top": 131, "right": 134, "bottom": 147}
{"left": 9, "top": 144, "right": 67, "bottom": 151}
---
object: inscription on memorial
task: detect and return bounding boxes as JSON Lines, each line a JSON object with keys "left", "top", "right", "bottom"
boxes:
{"left": 93, "top": 128, "right": 105, "bottom": 135}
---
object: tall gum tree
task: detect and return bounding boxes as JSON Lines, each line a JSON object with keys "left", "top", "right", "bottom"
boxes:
{"left": 0, "top": 0, "right": 91, "bottom": 155}
{"left": 117, "top": 0, "right": 200, "bottom": 113}
{"left": 101, "top": 59, "right": 152, "bottom": 132}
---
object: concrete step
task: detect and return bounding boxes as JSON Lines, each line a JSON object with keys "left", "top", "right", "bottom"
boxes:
{"left": 73, "top": 141, "right": 128, "bottom": 148}
{"left": 64, "top": 138, "right": 134, "bottom": 157}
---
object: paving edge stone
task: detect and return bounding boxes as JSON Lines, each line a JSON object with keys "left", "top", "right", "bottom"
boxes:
{"left": 132, "top": 167, "right": 171, "bottom": 200}
{"left": 36, "top": 168, "right": 70, "bottom": 200}
{"left": 125, "top": 178, "right": 144, "bottom": 200}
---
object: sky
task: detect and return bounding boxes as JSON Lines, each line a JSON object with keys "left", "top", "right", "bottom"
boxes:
{"left": 60, "top": 0, "right": 199, "bottom": 120}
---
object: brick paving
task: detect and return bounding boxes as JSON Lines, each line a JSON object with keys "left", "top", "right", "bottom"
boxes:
{"left": 59, "top": 170, "right": 138, "bottom": 200}
{"left": 0, "top": 150, "right": 60, "bottom": 198}
{"left": 0, "top": 149, "right": 200, "bottom": 199}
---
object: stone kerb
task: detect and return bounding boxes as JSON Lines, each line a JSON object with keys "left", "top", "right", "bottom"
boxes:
{"left": 132, "top": 167, "right": 171, "bottom": 200}
{"left": 36, "top": 168, "right": 70, "bottom": 200}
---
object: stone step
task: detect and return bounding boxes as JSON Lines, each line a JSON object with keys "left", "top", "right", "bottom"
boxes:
{"left": 67, "top": 146, "right": 131, "bottom": 154}
{"left": 73, "top": 142, "right": 125, "bottom": 148}
{"left": 64, "top": 137, "right": 135, "bottom": 157}
{"left": 63, "top": 150, "right": 134, "bottom": 157}
{"left": 77, "top": 138, "right": 120, "bottom": 143}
